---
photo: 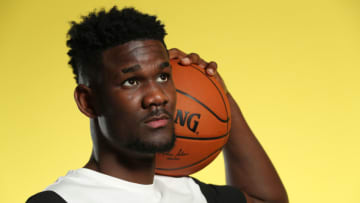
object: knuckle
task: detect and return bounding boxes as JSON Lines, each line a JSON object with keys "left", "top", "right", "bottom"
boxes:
{"left": 189, "top": 52, "right": 199, "bottom": 58}
{"left": 171, "top": 48, "right": 179, "bottom": 52}
{"left": 209, "top": 61, "right": 218, "bottom": 68}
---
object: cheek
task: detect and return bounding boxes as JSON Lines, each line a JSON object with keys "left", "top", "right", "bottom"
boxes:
{"left": 103, "top": 90, "right": 142, "bottom": 115}
{"left": 170, "top": 89, "right": 177, "bottom": 105}
{"left": 166, "top": 83, "right": 177, "bottom": 110}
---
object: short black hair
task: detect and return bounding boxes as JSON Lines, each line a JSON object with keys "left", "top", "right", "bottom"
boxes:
{"left": 66, "top": 6, "right": 167, "bottom": 85}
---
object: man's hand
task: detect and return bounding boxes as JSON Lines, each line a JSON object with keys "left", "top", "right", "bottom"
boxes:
{"left": 168, "top": 48, "right": 227, "bottom": 94}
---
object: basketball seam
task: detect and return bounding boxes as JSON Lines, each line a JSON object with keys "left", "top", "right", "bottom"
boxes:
{"left": 175, "top": 133, "right": 228, "bottom": 140}
{"left": 176, "top": 89, "right": 229, "bottom": 123}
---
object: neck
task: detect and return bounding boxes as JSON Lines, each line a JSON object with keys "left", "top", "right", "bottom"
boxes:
{"left": 84, "top": 119, "right": 156, "bottom": 185}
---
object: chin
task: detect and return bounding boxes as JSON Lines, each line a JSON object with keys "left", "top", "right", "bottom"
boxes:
{"left": 126, "top": 129, "right": 176, "bottom": 154}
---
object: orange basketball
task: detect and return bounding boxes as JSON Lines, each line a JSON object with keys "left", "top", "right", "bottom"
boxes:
{"left": 155, "top": 59, "right": 231, "bottom": 176}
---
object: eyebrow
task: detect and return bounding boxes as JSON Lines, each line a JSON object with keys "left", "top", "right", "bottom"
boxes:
{"left": 160, "top": 61, "right": 170, "bottom": 69}
{"left": 121, "top": 64, "right": 141, "bottom": 74}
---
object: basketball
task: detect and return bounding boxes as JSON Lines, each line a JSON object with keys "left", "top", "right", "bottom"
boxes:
{"left": 155, "top": 59, "right": 231, "bottom": 176}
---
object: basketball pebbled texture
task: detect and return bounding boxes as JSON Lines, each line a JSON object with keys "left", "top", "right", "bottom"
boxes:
{"left": 155, "top": 59, "right": 231, "bottom": 176}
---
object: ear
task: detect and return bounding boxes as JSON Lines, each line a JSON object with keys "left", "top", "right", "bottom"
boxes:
{"left": 74, "top": 85, "right": 98, "bottom": 118}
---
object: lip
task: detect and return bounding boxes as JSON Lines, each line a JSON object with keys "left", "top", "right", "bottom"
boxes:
{"left": 144, "top": 114, "right": 170, "bottom": 129}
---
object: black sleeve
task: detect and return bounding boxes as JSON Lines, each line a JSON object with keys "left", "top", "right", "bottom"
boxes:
{"left": 191, "top": 177, "right": 247, "bottom": 203}
{"left": 26, "top": 191, "right": 67, "bottom": 203}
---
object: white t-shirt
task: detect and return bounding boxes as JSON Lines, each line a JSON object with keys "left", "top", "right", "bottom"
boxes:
{"left": 45, "top": 168, "right": 207, "bottom": 203}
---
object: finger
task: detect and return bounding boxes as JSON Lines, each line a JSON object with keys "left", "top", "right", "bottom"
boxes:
{"left": 168, "top": 48, "right": 187, "bottom": 59}
{"left": 182, "top": 53, "right": 200, "bottom": 64}
{"left": 197, "top": 58, "right": 207, "bottom": 68}
{"left": 181, "top": 53, "right": 208, "bottom": 69}
{"left": 178, "top": 53, "right": 198, "bottom": 66}
{"left": 205, "top": 61, "right": 218, "bottom": 76}
{"left": 187, "top": 53, "right": 207, "bottom": 68}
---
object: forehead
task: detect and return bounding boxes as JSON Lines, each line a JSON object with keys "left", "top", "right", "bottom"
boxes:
{"left": 102, "top": 40, "right": 168, "bottom": 70}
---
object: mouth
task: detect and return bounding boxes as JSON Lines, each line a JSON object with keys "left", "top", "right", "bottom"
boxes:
{"left": 144, "top": 114, "right": 170, "bottom": 129}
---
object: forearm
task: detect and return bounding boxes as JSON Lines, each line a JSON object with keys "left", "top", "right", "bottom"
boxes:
{"left": 223, "top": 93, "right": 288, "bottom": 203}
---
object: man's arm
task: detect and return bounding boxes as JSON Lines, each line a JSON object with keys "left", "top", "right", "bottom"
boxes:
{"left": 168, "top": 48, "right": 288, "bottom": 203}
{"left": 223, "top": 93, "right": 288, "bottom": 203}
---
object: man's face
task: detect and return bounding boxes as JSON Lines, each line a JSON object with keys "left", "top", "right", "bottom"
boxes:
{"left": 95, "top": 40, "right": 176, "bottom": 154}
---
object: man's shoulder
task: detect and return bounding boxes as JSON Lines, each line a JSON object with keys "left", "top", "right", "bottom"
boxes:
{"left": 191, "top": 177, "right": 247, "bottom": 203}
{"left": 26, "top": 191, "right": 67, "bottom": 203}
{"left": 155, "top": 176, "right": 247, "bottom": 203}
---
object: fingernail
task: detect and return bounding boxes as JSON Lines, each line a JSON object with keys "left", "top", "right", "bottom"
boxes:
{"left": 207, "top": 68, "right": 215, "bottom": 75}
{"left": 181, "top": 57, "right": 190, "bottom": 64}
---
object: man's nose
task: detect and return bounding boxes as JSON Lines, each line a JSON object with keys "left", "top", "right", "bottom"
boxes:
{"left": 142, "top": 82, "right": 169, "bottom": 109}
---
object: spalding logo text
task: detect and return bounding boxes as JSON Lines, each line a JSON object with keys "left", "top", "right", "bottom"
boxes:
{"left": 174, "top": 109, "right": 201, "bottom": 133}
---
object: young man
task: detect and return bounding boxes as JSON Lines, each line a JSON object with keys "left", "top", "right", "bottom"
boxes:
{"left": 27, "top": 7, "right": 288, "bottom": 203}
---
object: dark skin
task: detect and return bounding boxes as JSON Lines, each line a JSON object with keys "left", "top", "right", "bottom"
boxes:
{"left": 74, "top": 40, "right": 288, "bottom": 203}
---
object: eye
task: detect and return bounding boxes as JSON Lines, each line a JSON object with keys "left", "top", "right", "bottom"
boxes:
{"left": 122, "top": 78, "right": 139, "bottom": 87}
{"left": 156, "top": 73, "right": 170, "bottom": 83}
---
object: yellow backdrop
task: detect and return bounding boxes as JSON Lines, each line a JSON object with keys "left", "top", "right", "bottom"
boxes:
{"left": 1, "top": 0, "right": 359, "bottom": 202}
